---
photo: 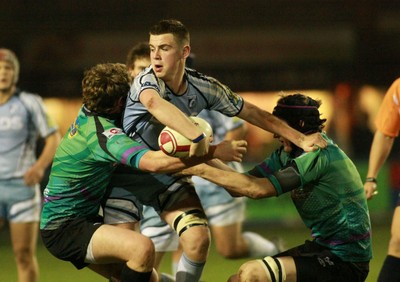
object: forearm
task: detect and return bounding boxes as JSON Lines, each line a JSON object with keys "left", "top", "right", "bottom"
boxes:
{"left": 138, "top": 148, "right": 216, "bottom": 173}
{"left": 144, "top": 93, "right": 203, "bottom": 140}
{"left": 187, "top": 164, "right": 275, "bottom": 199}
{"left": 366, "top": 131, "right": 395, "bottom": 178}
{"left": 35, "top": 132, "right": 61, "bottom": 170}
{"left": 238, "top": 101, "right": 304, "bottom": 147}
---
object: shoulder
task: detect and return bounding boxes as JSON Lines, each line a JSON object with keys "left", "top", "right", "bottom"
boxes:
{"left": 17, "top": 90, "right": 44, "bottom": 105}
{"left": 392, "top": 77, "right": 400, "bottom": 89}
{"left": 135, "top": 68, "right": 164, "bottom": 93}
{"left": 186, "top": 68, "right": 220, "bottom": 85}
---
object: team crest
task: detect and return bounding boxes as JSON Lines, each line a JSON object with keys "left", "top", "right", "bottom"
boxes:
{"left": 68, "top": 118, "right": 79, "bottom": 139}
{"left": 188, "top": 95, "right": 197, "bottom": 108}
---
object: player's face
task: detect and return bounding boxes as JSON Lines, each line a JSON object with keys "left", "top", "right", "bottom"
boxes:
{"left": 149, "top": 33, "right": 186, "bottom": 81}
{"left": 0, "top": 61, "right": 15, "bottom": 92}
{"left": 129, "top": 57, "right": 150, "bottom": 80}
{"left": 274, "top": 134, "right": 293, "bottom": 153}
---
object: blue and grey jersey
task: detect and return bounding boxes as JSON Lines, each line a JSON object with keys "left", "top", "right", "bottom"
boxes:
{"left": 122, "top": 67, "right": 244, "bottom": 150}
{"left": 0, "top": 90, "right": 57, "bottom": 179}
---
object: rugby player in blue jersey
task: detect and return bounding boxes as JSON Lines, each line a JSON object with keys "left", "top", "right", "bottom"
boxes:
{"left": 106, "top": 19, "right": 327, "bottom": 282}
{"left": 0, "top": 48, "right": 61, "bottom": 282}
{"left": 178, "top": 93, "right": 372, "bottom": 282}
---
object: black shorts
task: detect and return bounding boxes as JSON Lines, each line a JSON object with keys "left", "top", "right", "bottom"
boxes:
{"left": 276, "top": 240, "right": 369, "bottom": 282}
{"left": 40, "top": 215, "right": 103, "bottom": 269}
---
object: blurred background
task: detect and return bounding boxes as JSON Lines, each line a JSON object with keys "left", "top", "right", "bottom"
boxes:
{"left": 1, "top": 1, "right": 399, "bottom": 281}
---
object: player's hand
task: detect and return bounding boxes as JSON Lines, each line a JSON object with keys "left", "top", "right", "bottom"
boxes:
{"left": 301, "top": 132, "right": 327, "bottom": 152}
{"left": 214, "top": 140, "right": 247, "bottom": 162}
{"left": 364, "top": 181, "right": 378, "bottom": 200}
{"left": 189, "top": 136, "right": 210, "bottom": 157}
{"left": 24, "top": 165, "right": 45, "bottom": 186}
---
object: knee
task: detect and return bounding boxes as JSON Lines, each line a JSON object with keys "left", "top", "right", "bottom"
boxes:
{"left": 180, "top": 225, "right": 210, "bottom": 257}
{"left": 128, "top": 236, "right": 155, "bottom": 270}
{"left": 238, "top": 261, "right": 265, "bottom": 281}
{"left": 13, "top": 246, "right": 35, "bottom": 267}
{"left": 172, "top": 208, "right": 210, "bottom": 258}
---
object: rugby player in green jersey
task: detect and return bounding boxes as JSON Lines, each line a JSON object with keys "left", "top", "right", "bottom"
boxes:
{"left": 178, "top": 93, "right": 372, "bottom": 282}
{"left": 39, "top": 63, "right": 246, "bottom": 282}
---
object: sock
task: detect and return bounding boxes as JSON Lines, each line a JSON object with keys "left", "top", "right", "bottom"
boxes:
{"left": 243, "top": 231, "right": 280, "bottom": 257}
{"left": 160, "top": 272, "right": 176, "bottom": 282}
{"left": 378, "top": 255, "right": 400, "bottom": 282}
{"left": 172, "top": 261, "right": 178, "bottom": 276}
{"left": 175, "top": 253, "right": 205, "bottom": 282}
{"left": 120, "top": 264, "right": 152, "bottom": 282}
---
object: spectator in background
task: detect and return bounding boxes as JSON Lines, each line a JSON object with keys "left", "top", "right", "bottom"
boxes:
{"left": 364, "top": 77, "right": 400, "bottom": 282}
{"left": 0, "top": 48, "right": 61, "bottom": 282}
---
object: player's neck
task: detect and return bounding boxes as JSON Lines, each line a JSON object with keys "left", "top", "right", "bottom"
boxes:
{"left": 0, "top": 86, "right": 15, "bottom": 104}
{"left": 168, "top": 75, "right": 186, "bottom": 95}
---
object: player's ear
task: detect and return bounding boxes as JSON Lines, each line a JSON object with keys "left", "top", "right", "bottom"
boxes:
{"left": 182, "top": 45, "right": 190, "bottom": 60}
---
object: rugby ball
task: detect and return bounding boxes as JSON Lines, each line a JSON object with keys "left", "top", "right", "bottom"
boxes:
{"left": 158, "top": 116, "right": 213, "bottom": 157}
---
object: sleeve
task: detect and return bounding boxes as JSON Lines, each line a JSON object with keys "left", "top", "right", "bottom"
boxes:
{"left": 375, "top": 78, "right": 400, "bottom": 137}
{"left": 246, "top": 152, "right": 288, "bottom": 196}
{"left": 133, "top": 69, "right": 164, "bottom": 101}
{"left": 199, "top": 74, "right": 243, "bottom": 117}
{"left": 96, "top": 125, "right": 149, "bottom": 167}
{"left": 20, "top": 92, "right": 58, "bottom": 138}
{"left": 247, "top": 149, "right": 327, "bottom": 196}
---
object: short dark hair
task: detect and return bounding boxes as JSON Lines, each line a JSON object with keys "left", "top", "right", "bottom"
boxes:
{"left": 126, "top": 42, "right": 150, "bottom": 70}
{"left": 273, "top": 93, "right": 326, "bottom": 134}
{"left": 149, "top": 19, "right": 190, "bottom": 46}
{"left": 82, "top": 63, "right": 130, "bottom": 115}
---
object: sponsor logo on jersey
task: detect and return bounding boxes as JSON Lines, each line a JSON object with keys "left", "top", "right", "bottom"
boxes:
{"left": 102, "top": 127, "right": 124, "bottom": 139}
{"left": 0, "top": 116, "right": 24, "bottom": 130}
{"left": 68, "top": 118, "right": 79, "bottom": 139}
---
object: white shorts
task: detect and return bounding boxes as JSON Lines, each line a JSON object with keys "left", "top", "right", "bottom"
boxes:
{"left": 0, "top": 178, "right": 41, "bottom": 222}
{"left": 140, "top": 197, "right": 246, "bottom": 252}
{"left": 205, "top": 197, "right": 246, "bottom": 227}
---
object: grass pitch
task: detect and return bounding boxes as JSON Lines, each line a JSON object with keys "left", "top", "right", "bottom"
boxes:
{"left": 0, "top": 218, "right": 391, "bottom": 282}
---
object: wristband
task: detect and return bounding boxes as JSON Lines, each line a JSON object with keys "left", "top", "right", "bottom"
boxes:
{"left": 365, "top": 177, "right": 377, "bottom": 184}
{"left": 192, "top": 132, "right": 206, "bottom": 143}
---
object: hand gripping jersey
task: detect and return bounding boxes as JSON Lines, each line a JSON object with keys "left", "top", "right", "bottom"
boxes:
{"left": 0, "top": 90, "right": 58, "bottom": 179}
{"left": 40, "top": 106, "right": 148, "bottom": 230}
{"left": 249, "top": 134, "right": 372, "bottom": 263}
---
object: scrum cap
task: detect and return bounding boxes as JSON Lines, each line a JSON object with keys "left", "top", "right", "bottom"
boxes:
{"left": 272, "top": 93, "right": 326, "bottom": 134}
{"left": 0, "top": 48, "right": 19, "bottom": 83}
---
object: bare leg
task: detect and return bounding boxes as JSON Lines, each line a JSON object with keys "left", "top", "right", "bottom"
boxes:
{"left": 10, "top": 221, "right": 39, "bottom": 282}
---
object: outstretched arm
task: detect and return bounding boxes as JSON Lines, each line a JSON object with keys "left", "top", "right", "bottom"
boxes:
{"left": 138, "top": 140, "right": 247, "bottom": 173}
{"left": 177, "top": 161, "right": 277, "bottom": 199}
{"left": 237, "top": 100, "right": 326, "bottom": 152}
